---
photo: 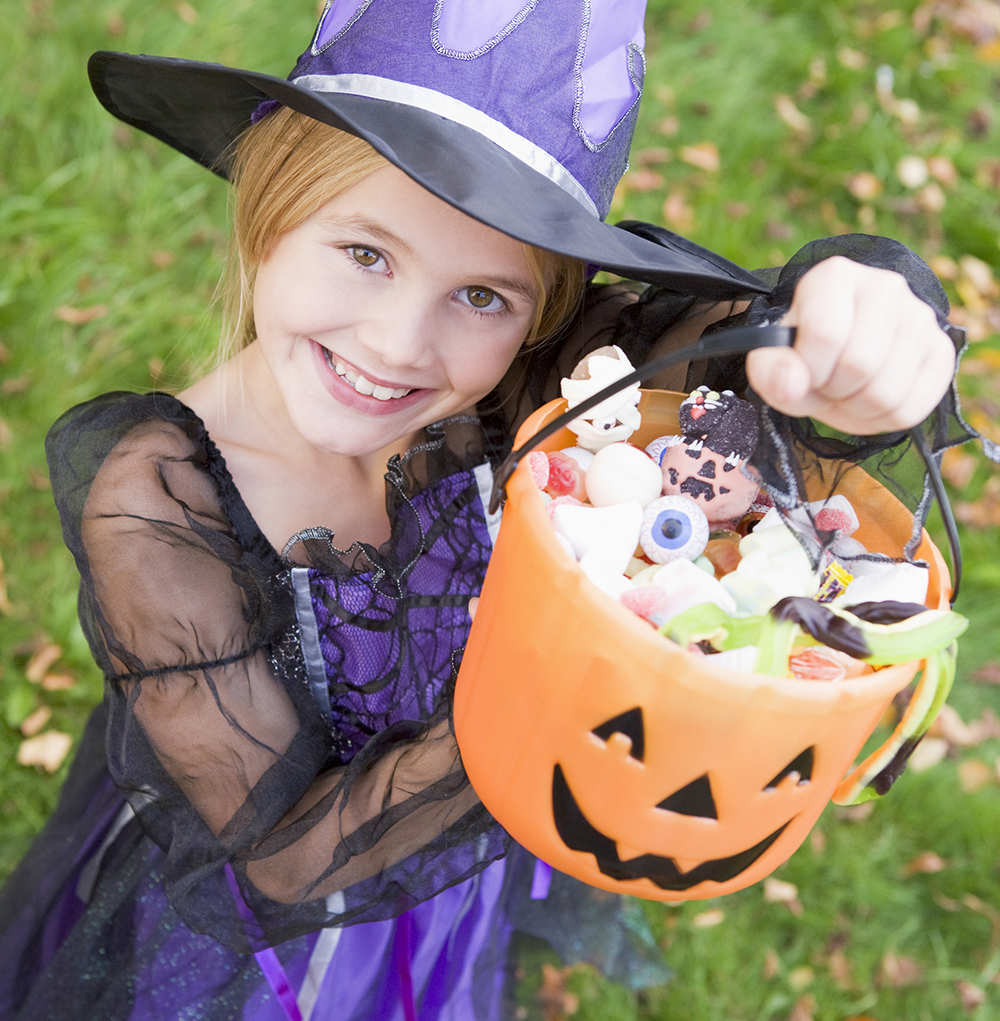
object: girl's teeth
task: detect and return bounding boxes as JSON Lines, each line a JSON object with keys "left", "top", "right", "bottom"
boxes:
{"left": 326, "top": 349, "right": 411, "bottom": 399}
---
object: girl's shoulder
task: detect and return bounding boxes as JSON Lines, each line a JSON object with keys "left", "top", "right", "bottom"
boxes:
{"left": 45, "top": 391, "right": 264, "bottom": 558}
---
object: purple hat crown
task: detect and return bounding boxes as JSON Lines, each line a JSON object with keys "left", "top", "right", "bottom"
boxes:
{"left": 286, "top": 0, "right": 647, "bottom": 220}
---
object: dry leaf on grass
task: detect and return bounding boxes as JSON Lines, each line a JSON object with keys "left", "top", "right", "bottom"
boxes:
{"left": 764, "top": 877, "right": 804, "bottom": 916}
{"left": 25, "top": 643, "right": 62, "bottom": 682}
{"left": 971, "top": 661, "right": 1000, "bottom": 684}
{"left": 691, "top": 908, "right": 725, "bottom": 928}
{"left": 679, "top": 142, "right": 720, "bottom": 172}
{"left": 827, "top": 949, "right": 853, "bottom": 989}
{"left": 55, "top": 304, "right": 107, "bottom": 325}
{"left": 902, "top": 850, "right": 948, "bottom": 876}
{"left": 907, "top": 736, "right": 949, "bottom": 772}
{"left": 763, "top": 948, "right": 781, "bottom": 979}
{"left": 956, "top": 979, "right": 987, "bottom": 1012}
{"left": 20, "top": 705, "right": 52, "bottom": 737}
{"left": 786, "top": 993, "right": 816, "bottom": 1021}
{"left": 880, "top": 950, "right": 923, "bottom": 987}
{"left": 959, "top": 758, "right": 994, "bottom": 792}
{"left": 41, "top": 672, "right": 76, "bottom": 691}
{"left": 17, "top": 731, "right": 73, "bottom": 773}
{"left": 537, "top": 963, "right": 579, "bottom": 1020}
{"left": 0, "top": 550, "right": 13, "bottom": 614}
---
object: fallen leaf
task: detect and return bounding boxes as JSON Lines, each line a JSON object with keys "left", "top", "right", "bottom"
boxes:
{"left": 907, "top": 736, "right": 950, "bottom": 772}
{"left": 41, "top": 672, "right": 76, "bottom": 691}
{"left": 827, "top": 949, "right": 852, "bottom": 989}
{"left": 662, "top": 190, "right": 695, "bottom": 233}
{"left": 918, "top": 182, "right": 946, "bottom": 212}
{"left": 17, "top": 731, "right": 73, "bottom": 773}
{"left": 956, "top": 979, "right": 986, "bottom": 1012}
{"left": 28, "top": 467, "right": 50, "bottom": 491}
{"left": 537, "top": 962, "right": 579, "bottom": 1020}
{"left": 930, "top": 254, "right": 960, "bottom": 280}
{"left": 897, "top": 154, "right": 929, "bottom": 188}
{"left": 880, "top": 951, "right": 923, "bottom": 987}
{"left": 658, "top": 115, "right": 680, "bottom": 138}
{"left": 692, "top": 908, "right": 725, "bottom": 928}
{"left": 837, "top": 46, "right": 867, "bottom": 69}
{"left": 960, "top": 758, "right": 995, "bottom": 792}
{"left": 835, "top": 802, "right": 875, "bottom": 822}
{"left": 55, "top": 304, "right": 107, "bottom": 325}
{"left": 788, "top": 965, "right": 814, "bottom": 990}
{"left": 809, "top": 828, "right": 826, "bottom": 854}
{"left": 20, "top": 705, "right": 52, "bottom": 737}
{"left": 0, "top": 340, "right": 9, "bottom": 363}
{"left": 903, "top": 850, "right": 948, "bottom": 875}
{"left": 941, "top": 447, "right": 978, "bottom": 488}
{"left": 679, "top": 142, "right": 720, "bottom": 172}
{"left": 847, "top": 172, "right": 883, "bottom": 200}
{"left": 1, "top": 376, "right": 30, "bottom": 396}
{"left": 971, "top": 661, "right": 1000, "bottom": 684}
{"left": 928, "top": 154, "right": 958, "bottom": 186}
{"left": 635, "top": 146, "right": 672, "bottom": 165}
{"left": 763, "top": 877, "right": 803, "bottom": 914}
{"left": 25, "top": 643, "right": 62, "bottom": 683}
{"left": 623, "top": 168, "right": 664, "bottom": 192}
{"left": 763, "top": 947, "right": 781, "bottom": 979}
{"left": 787, "top": 993, "right": 816, "bottom": 1021}
{"left": 175, "top": 1, "right": 197, "bottom": 24}
{"left": 151, "top": 250, "right": 175, "bottom": 268}
{"left": 774, "top": 94, "right": 811, "bottom": 134}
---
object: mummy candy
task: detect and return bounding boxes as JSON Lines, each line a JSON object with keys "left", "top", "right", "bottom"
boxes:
{"left": 560, "top": 346, "right": 642, "bottom": 452}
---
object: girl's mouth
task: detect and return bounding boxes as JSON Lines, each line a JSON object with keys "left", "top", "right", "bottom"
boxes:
{"left": 318, "top": 345, "right": 415, "bottom": 401}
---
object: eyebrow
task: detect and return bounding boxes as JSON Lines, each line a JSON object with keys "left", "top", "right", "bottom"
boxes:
{"left": 319, "top": 214, "right": 539, "bottom": 306}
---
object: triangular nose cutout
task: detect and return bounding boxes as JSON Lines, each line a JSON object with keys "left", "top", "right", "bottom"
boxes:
{"left": 656, "top": 774, "right": 717, "bottom": 819}
{"left": 591, "top": 708, "right": 644, "bottom": 763}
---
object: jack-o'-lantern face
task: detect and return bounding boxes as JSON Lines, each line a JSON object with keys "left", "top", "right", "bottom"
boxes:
{"left": 552, "top": 707, "right": 814, "bottom": 890}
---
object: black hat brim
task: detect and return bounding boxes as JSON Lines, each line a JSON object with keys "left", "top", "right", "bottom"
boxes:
{"left": 89, "top": 51, "right": 768, "bottom": 298}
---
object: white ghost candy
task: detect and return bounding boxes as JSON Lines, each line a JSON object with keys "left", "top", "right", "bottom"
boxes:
{"left": 645, "top": 558, "right": 738, "bottom": 627}
{"left": 578, "top": 550, "right": 635, "bottom": 600}
{"left": 551, "top": 501, "right": 643, "bottom": 575}
{"left": 720, "top": 524, "right": 820, "bottom": 615}
{"left": 837, "top": 561, "right": 930, "bottom": 607}
{"left": 585, "top": 442, "right": 663, "bottom": 508}
{"left": 560, "top": 346, "right": 642, "bottom": 451}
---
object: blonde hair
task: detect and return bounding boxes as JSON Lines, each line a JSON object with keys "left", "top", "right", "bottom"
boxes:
{"left": 217, "top": 106, "right": 585, "bottom": 361}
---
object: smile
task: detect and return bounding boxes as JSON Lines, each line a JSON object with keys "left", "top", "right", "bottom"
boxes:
{"left": 319, "top": 346, "right": 414, "bottom": 401}
{"left": 552, "top": 764, "right": 789, "bottom": 891}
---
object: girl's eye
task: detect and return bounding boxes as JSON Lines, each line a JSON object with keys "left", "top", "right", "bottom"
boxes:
{"left": 348, "top": 245, "right": 385, "bottom": 269}
{"left": 458, "top": 286, "right": 505, "bottom": 313}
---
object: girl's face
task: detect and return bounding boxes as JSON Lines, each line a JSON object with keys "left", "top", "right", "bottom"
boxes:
{"left": 251, "top": 163, "right": 539, "bottom": 457}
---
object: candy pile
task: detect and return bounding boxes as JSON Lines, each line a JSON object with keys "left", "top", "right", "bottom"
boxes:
{"left": 529, "top": 347, "right": 954, "bottom": 682}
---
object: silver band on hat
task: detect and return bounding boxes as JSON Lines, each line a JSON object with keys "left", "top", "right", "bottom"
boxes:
{"left": 292, "top": 72, "right": 600, "bottom": 217}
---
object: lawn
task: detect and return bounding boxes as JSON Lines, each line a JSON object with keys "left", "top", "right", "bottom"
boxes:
{"left": 2, "top": 1, "right": 1000, "bottom": 1019}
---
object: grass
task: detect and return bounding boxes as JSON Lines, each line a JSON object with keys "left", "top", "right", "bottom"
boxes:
{"left": 2, "top": 1, "right": 1000, "bottom": 1018}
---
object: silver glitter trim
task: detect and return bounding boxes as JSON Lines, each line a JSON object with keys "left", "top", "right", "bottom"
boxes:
{"left": 571, "top": 0, "right": 645, "bottom": 153}
{"left": 291, "top": 567, "right": 332, "bottom": 723}
{"left": 290, "top": 72, "right": 599, "bottom": 216}
{"left": 311, "top": 0, "right": 378, "bottom": 56}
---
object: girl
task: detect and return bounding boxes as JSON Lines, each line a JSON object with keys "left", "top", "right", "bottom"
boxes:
{"left": 0, "top": 1, "right": 961, "bottom": 1018}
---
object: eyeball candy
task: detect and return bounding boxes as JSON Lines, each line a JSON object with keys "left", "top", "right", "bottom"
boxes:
{"left": 639, "top": 495, "right": 710, "bottom": 565}
{"left": 584, "top": 442, "right": 662, "bottom": 508}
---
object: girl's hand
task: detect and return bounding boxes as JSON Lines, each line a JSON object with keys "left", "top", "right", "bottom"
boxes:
{"left": 745, "top": 257, "right": 955, "bottom": 434}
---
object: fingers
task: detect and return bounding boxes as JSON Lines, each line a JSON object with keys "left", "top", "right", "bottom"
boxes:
{"left": 468, "top": 596, "right": 479, "bottom": 621}
{"left": 746, "top": 257, "right": 955, "bottom": 434}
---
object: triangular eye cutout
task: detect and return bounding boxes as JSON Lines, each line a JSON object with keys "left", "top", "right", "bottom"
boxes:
{"left": 656, "top": 774, "right": 717, "bottom": 819}
{"left": 764, "top": 747, "right": 814, "bottom": 790}
{"left": 591, "top": 708, "right": 644, "bottom": 762}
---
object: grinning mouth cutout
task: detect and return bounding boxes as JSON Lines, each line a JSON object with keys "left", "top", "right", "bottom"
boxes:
{"left": 552, "top": 765, "right": 790, "bottom": 891}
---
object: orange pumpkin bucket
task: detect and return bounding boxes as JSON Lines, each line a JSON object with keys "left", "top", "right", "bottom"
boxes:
{"left": 454, "top": 389, "right": 955, "bottom": 901}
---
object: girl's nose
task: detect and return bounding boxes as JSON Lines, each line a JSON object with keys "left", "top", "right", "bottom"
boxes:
{"left": 359, "top": 297, "right": 438, "bottom": 372}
